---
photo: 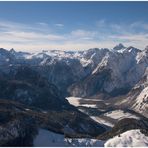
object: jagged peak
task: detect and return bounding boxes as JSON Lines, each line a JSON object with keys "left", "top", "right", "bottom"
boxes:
{"left": 0, "top": 48, "right": 9, "bottom": 55}
{"left": 9, "top": 48, "right": 16, "bottom": 53}
{"left": 0, "top": 48, "right": 8, "bottom": 51}
{"left": 145, "top": 46, "right": 148, "bottom": 51}
{"left": 113, "top": 43, "right": 126, "bottom": 50}
{"left": 126, "top": 46, "right": 141, "bottom": 53}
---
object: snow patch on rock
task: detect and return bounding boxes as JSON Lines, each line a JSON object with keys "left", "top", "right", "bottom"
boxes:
{"left": 104, "top": 110, "right": 140, "bottom": 120}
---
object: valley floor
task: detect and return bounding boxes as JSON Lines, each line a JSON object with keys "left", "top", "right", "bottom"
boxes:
{"left": 64, "top": 96, "right": 148, "bottom": 147}
{"left": 66, "top": 97, "right": 141, "bottom": 128}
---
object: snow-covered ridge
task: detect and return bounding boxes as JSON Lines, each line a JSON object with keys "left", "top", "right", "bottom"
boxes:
{"left": 104, "top": 129, "right": 148, "bottom": 147}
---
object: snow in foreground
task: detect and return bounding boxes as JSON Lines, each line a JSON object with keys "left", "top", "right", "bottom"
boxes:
{"left": 33, "top": 129, "right": 104, "bottom": 147}
{"left": 34, "top": 129, "right": 148, "bottom": 147}
{"left": 105, "top": 129, "right": 148, "bottom": 147}
{"left": 33, "top": 129, "right": 66, "bottom": 147}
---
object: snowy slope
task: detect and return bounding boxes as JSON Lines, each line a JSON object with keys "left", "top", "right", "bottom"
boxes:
{"left": 34, "top": 129, "right": 148, "bottom": 147}
{"left": 132, "top": 86, "right": 148, "bottom": 117}
{"left": 66, "top": 97, "right": 97, "bottom": 108}
{"left": 34, "top": 129, "right": 105, "bottom": 147}
{"left": 33, "top": 129, "right": 66, "bottom": 147}
{"left": 65, "top": 138, "right": 104, "bottom": 147}
{"left": 104, "top": 110, "right": 140, "bottom": 120}
{"left": 104, "top": 129, "right": 148, "bottom": 147}
{"left": 90, "top": 116, "right": 114, "bottom": 127}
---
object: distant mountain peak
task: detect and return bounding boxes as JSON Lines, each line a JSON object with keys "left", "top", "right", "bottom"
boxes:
{"left": 113, "top": 43, "right": 126, "bottom": 50}
{"left": 10, "top": 48, "right": 16, "bottom": 53}
{"left": 145, "top": 46, "right": 148, "bottom": 51}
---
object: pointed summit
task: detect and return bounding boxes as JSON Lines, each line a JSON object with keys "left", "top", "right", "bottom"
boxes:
{"left": 10, "top": 48, "right": 15, "bottom": 53}
{"left": 113, "top": 43, "right": 126, "bottom": 50}
{"left": 145, "top": 46, "right": 148, "bottom": 51}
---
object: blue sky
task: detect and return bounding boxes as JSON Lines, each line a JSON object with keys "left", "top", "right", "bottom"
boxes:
{"left": 0, "top": 1, "right": 148, "bottom": 51}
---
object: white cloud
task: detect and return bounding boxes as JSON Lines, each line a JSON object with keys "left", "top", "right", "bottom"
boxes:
{"left": 110, "top": 33, "right": 148, "bottom": 42}
{"left": 37, "top": 22, "right": 48, "bottom": 26}
{"left": 0, "top": 20, "right": 148, "bottom": 51}
{"left": 71, "top": 29, "right": 96, "bottom": 38}
{"left": 130, "top": 21, "right": 148, "bottom": 30}
{"left": 55, "top": 23, "right": 64, "bottom": 27}
{"left": 96, "top": 19, "right": 106, "bottom": 28}
{"left": 108, "top": 33, "right": 148, "bottom": 49}
{"left": 0, "top": 31, "right": 65, "bottom": 42}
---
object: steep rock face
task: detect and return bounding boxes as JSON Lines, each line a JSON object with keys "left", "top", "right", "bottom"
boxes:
{"left": 111, "top": 47, "right": 148, "bottom": 117}
{"left": 0, "top": 104, "right": 38, "bottom": 147}
{"left": 68, "top": 68, "right": 111, "bottom": 97}
{"left": 0, "top": 66, "right": 68, "bottom": 110}
{"left": 132, "top": 86, "right": 148, "bottom": 117}
{"left": 125, "top": 47, "right": 147, "bottom": 86}
{"left": 68, "top": 46, "right": 142, "bottom": 97}
{"left": 39, "top": 58, "right": 87, "bottom": 96}
{"left": 118, "top": 70, "right": 148, "bottom": 117}
{"left": 80, "top": 48, "right": 109, "bottom": 69}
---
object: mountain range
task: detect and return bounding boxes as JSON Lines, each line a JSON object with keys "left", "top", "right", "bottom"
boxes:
{"left": 0, "top": 44, "right": 147, "bottom": 146}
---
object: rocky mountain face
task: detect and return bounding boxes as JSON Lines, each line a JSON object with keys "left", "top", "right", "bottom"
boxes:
{"left": 0, "top": 66, "right": 68, "bottom": 110}
{"left": 67, "top": 45, "right": 147, "bottom": 117}
{"left": 69, "top": 46, "right": 142, "bottom": 97}
{"left": 0, "top": 45, "right": 147, "bottom": 107}
{"left": 106, "top": 46, "right": 148, "bottom": 117}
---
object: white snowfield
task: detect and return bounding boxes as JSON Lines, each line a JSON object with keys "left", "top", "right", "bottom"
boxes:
{"left": 66, "top": 97, "right": 81, "bottom": 107}
{"left": 104, "top": 129, "right": 148, "bottom": 147}
{"left": 66, "top": 97, "right": 140, "bottom": 128}
{"left": 65, "top": 138, "right": 104, "bottom": 147}
{"left": 90, "top": 116, "right": 114, "bottom": 127}
{"left": 34, "top": 129, "right": 148, "bottom": 147}
{"left": 33, "top": 129, "right": 104, "bottom": 147}
{"left": 104, "top": 109, "right": 140, "bottom": 120}
{"left": 66, "top": 97, "right": 97, "bottom": 108}
{"left": 33, "top": 129, "right": 66, "bottom": 147}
